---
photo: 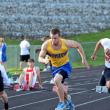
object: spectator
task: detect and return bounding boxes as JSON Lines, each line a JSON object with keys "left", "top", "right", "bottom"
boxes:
{"left": 18, "top": 58, "right": 42, "bottom": 90}
{"left": 19, "top": 36, "right": 30, "bottom": 70}
{"left": 0, "top": 38, "right": 10, "bottom": 86}
{"left": 0, "top": 38, "right": 7, "bottom": 66}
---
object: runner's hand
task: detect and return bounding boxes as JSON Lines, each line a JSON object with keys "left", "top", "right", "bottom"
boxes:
{"left": 82, "top": 58, "right": 90, "bottom": 69}
{"left": 44, "top": 58, "right": 49, "bottom": 64}
{"left": 91, "top": 54, "right": 96, "bottom": 60}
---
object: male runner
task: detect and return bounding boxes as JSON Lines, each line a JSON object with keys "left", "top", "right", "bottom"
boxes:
{"left": 91, "top": 38, "right": 110, "bottom": 92}
{"left": 38, "top": 28, "right": 89, "bottom": 110}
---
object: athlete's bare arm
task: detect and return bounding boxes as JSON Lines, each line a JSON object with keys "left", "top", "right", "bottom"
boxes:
{"left": 18, "top": 72, "right": 25, "bottom": 86}
{"left": 36, "top": 67, "right": 43, "bottom": 88}
{"left": 38, "top": 41, "right": 49, "bottom": 64}
{"left": 91, "top": 40, "right": 102, "bottom": 60}
{"left": 65, "top": 40, "right": 89, "bottom": 68}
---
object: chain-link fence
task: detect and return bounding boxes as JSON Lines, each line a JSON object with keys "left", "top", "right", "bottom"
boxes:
{"left": 7, "top": 45, "right": 41, "bottom": 69}
{"left": 6, "top": 42, "right": 104, "bottom": 69}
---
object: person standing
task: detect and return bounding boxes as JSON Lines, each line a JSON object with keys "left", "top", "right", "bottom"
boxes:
{"left": 19, "top": 36, "right": 30, "bottom": 70}
{"left": 0, "top": 38, "right": 7, "bottom": 65}
{"left": 38, "top": 28, "right": 89, "bottom": 110}
{"left": 0, "top": 38, "right": 10, "bottom": 86}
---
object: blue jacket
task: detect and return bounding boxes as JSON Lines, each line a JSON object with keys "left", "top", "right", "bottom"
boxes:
{"left": 2, "top": 43, "right": 7, "bottom": 62}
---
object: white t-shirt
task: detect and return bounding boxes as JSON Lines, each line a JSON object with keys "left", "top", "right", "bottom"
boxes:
{"left": 100, "top": 38, "right": 110, "bottom": 68}
{"left": 20, "top": 40, "right": 30, "bottom": 55}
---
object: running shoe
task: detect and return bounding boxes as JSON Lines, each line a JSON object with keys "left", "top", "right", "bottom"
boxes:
{"left": 65, "top": 95, "right": 75, "bottom": 110}
{"left": 55, "top": 102, "right": 66, "bottom": 110}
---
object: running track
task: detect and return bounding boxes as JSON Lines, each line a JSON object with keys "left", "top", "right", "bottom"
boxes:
{"left": 0, "top": 66, "right": 110, "bottom": 110}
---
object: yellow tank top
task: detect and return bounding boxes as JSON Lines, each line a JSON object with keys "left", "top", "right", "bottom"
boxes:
{"left": 47, "top": 39, "right": 69, "bottom": 67}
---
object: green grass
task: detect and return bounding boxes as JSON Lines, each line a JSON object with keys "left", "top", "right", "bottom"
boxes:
{"left": 5, "top": 38, "right": 43, "bottom": 45}
{"left": 72, "top": 57, "right": 105, "bottom": 68}
{"left": 7, "top": 69, "right": 22, "bottom": 77}
{"left": 67, "top": 29, "right": 110, "bottom": 42}
{"left": 6, "top": 38, "right": 20, "bottom": 45}
{"left": 5, "top": 29, "right": 110, "bottom": 45}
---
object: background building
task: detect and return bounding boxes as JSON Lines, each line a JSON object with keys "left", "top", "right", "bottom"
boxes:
{"left": 0, "top": 0, "right": 110, "bottom": 37}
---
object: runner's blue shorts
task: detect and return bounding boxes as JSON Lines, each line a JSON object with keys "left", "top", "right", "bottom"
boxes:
{"left": 51, "top": 62, "right": 72, "bottom": 82}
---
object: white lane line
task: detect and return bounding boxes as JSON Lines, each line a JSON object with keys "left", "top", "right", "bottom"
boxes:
{"left": 73, "top": 77, "right": 99, "bottom": 82}
{"left": 8, "top": 81, "right": 97, "bottom": 99}
{"left": 75, "top": 95, "right": 110, "bottom": 107}
{"left": 43, "top": 78, "right": 98, "bottom": 84}
{"left": 42, "top": 69, "right": 101, "bottom": 80}
{"left": 73, "top": 69, "right": 102, "bottom": 75}
{"left": 73, "top": 81, "right": 98, "bottom": 86}
{"left": 9, "top": 88, "right": 95, "bottom": 110}
{"left": 69, "top": 88, "right": 87, "bottom": 91}
{"left": 9, "top": 97, "right": 58, "bottom": 110}
{"left": 8, "top": 90, "right": 46, "bottom": 99}
{"left": 70, "top": 88, "right": 95, "bottom": 95}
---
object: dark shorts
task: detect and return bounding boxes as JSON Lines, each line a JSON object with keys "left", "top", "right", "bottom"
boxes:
{"left": 103, "top": 67, "right": 110, "bottom": 81}
{"left": 58, "top": 70, "right": 68, "bottom": 83}
{"left": 20, "top": 55, "right": 30, "bottom": 62}
{"left": 100, "top": 73, "right": 106, "bottom": 86}
{"left": 0, "top": 71, "right": 4, "bottom": 92}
